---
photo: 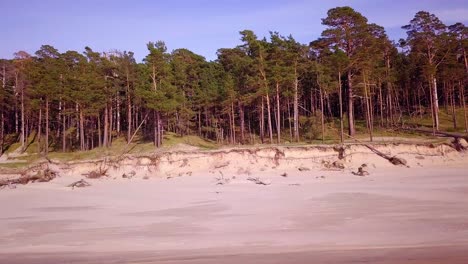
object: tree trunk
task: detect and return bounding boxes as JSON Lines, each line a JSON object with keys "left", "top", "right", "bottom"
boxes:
{"left": 363, "top": 74, "right": 373, "bottom": 142}
{"left": 98, "top": 114, "right": 102, "bottom": 148}
{"left": 260, "top": 98, "right": 264, "bottom": 143}
{"left": 287, "top": 98, "right": 292, "bottom": 142}
{"left": 429, "top": 82, "right": 436, "bottom": 136}
{"left": 45, "top": 97, "right": 49, "bottom": 155}
{"left": 231, "top": 102, "right": 236, "bottom": 144}
{"left": 108, "top": 103, "right": 113, "bottom": 146}
{"left": 451, "top": 83, "right": 457, "bottom": 129}
{"left": 293, "top": 64, "right": 300, "bottom": 142}
{"left": 153, "top": 110, "right": 157, "bottom": 147}
{"left": 79, "top": 107, "right": 85, "bottom": 151}
{"left": 19, "top": 75, "right": 25, "bottom": 151}
{"left": 319, "top": 87, "right": 325, "bottom": 143}
{"left": 378, "top": 80, "right": 384, "bottom": 127}
{"left": 347, "top": 70, "right": 355, "bottom": 136}
{"left": 126, "top": 72, "right": 132, "bottom": 144}
{"left": 461, "top": 81, "right": 468, "bottom": 133}
{"left": 62, "top": 105, "right": 66, "bottom": 152}
{"left": 431, "top": 76, "right": 440, "bottom": 131}
{"left": 103, "top": 104, "right": 109, "bottom": 147}
{"left": 239, "top": 102, "right": 245, "bottom": 143}
{"left": 338, "top": 71, "right": 344, "bottom": 143}
{"left": 116, "top": 94, "right": 121, "bottom": 136}
{"left": 38, "top": 106, "right": 42, "bottom": 154}
{"left": 266, "top": 93, "right": 273, "bottom": 143}
{"left": 157, "top": 111, "right": 162, "bottom": 147}
{"left": 275, "top": 81, "right": 281, "bottom": 144}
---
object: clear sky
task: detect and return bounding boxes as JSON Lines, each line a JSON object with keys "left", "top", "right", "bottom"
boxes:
{"left": 2, "top": 0, "right": 467, "bottom": 62}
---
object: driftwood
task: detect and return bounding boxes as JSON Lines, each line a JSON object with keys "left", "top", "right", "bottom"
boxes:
{"left": 352, "top": 164, "right": 370, "bottom": 176}
{"left": 322, "top": 160, "right": 345, "bottom": 170}
{"left": 0, "top": 168, "right": 57, "bottom": 189}
{"left": 247, "top": 177, "right": 271, "bottom": 185}
{"left": 68, "top": 179, "right": 91, "bottom": 189}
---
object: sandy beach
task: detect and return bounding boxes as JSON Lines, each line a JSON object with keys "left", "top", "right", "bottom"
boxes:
{"left": 1, "top": 144, "right": 468, "bottom": 263}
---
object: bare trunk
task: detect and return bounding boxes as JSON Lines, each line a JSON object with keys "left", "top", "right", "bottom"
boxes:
{"left": 432, "top": 76, "right": 440, "bottom": 131}
{"left": 98, "top": 114, "right": 102, "bottom": 148}
{"left": 38, "top": 106, "right": 42, "bottom": 154}
{"left": 79, "top": 107, "right": 85, "bottom": 151}
{"left": 347, "top": 71, "right": 355, "bottom": 136}
{"left": 153, "top": 110, "right": 157, "bottom": 147}
{"left": 20, "top": 76, "right": 25, "bottom": 151}
{"left": 260, "top": 98, "right": 264, "bottom": 143}
{"left": 378, "top": 80, "right": 384, "bottom": 127}
{"left": 293, "top": 64, "right": 300, "bottom": 142}
{"left": 363, "top": 74, "right": 373, "bottom": 142}
{"left": 103, "top": 104, "right": 109, "bottom": 147}
{"left": 116, "top": 94, "right": 121, "bottom": 135}
{"left": 276, "top": 82, "right": 281, "bottom": 143}
{"left": 319, "top": 87, "right": 325, "bottom": 142}
{"left": 461, "top": 81, "right": 468, "bottom": 133}
{"left": 157, "top": 111, "right": 162, "bottom": 147}
{"left": 126, "top": 72, "right": 132, "bottom": 144}
{"left": 62, "top": 105, "right": 66, "bottom": 152}
{"left": 287, "top": 98, "right": 293, "bottom": 142}
{"left": 45, "top": 97, "right": 49, "bottom": 155}
{"left": 451, "top": 83, "right": 457, "bottom": 129}
{"left": 239, "top": 102, "right": 245, "bottom": 143}
{"left": 231, "top": 102, "right": 236, "bottom": 144}
{"left": 266, "top": 93, "right": 273, "bottom": 143}
{"left": 429, "top": 82, "right": 436, "bottom": 136}
{"left": 108, "top": 103, "right": 113, "bottom": 146}
{"left": 338, "top": 71, "right": 344, "bottom": 143}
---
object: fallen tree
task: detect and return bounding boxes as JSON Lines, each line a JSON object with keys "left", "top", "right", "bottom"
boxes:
{"left": 345, "top": 135, "right": 408, "bottom": 166}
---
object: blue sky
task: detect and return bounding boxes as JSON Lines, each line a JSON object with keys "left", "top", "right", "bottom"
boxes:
{"left": 2, "top": 0, "right": 467, "bottom": 62}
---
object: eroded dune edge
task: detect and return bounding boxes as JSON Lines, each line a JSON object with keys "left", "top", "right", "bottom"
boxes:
{"left": 2, "top": 142, "right": 466, "bottom": 182}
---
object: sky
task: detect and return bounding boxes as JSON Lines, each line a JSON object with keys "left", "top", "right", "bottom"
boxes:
{"left": 2, "top": 0, "right": 467, "bottom": 62}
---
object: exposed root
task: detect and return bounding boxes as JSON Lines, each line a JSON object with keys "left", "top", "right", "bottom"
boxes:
{"left": 84, "top": 165, "right": 109, "bottom": 179}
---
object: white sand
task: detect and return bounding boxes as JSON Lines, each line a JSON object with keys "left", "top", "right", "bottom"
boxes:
{"left": 1, "top": 144, "right": 468, "bottom": 263}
